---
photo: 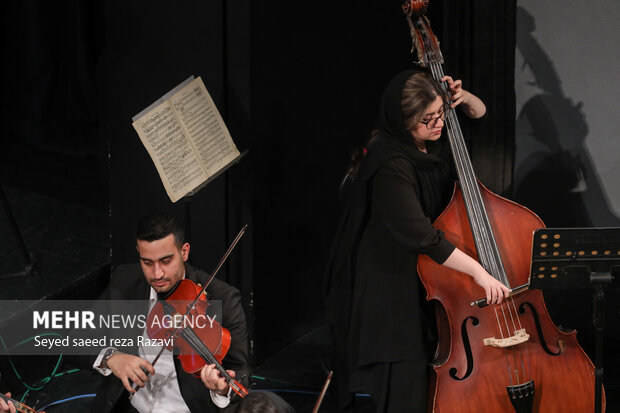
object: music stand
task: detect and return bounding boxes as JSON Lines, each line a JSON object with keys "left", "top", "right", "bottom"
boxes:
{"left": 179, "top": 149, "right": 249, "bottom": 261}
{"left": 529, "top": 227, "right": 620, "bottom": 413}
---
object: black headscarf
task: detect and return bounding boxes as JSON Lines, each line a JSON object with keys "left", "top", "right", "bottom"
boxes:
{"left": 325, "top": 67, "right": 452, "bottom": 303}
{"left": 362, "top": 68, "right": 450, "bottom": 217}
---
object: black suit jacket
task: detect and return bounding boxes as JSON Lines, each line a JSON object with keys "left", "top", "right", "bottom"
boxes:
{"left": 77, "top": 263, "right": 250, "bottom": 413}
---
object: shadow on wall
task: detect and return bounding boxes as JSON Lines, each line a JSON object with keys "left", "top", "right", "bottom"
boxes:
{"left": 513, "top": 6, "right": 620, "bottom": 228}
{"left": 513, "top": 6, "right": 620, "bottom": 347}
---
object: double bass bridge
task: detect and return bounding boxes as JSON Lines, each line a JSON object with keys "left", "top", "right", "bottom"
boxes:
{"left": 483, "top": 328, "right": 530, "bottom": 348}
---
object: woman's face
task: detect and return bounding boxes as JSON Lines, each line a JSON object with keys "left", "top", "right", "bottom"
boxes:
{"left": 408, "top": 96, "right": 446, "bottom": 147}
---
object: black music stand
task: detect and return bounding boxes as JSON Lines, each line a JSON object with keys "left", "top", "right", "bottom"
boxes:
{"left": 178, "top": 149, "right": 249, "bottom": 235}
{"left": 179, "top": 149, "right": 249, "bottom": 263}
{"left": 529, "top": 227, "right": 620, "bottom": 413}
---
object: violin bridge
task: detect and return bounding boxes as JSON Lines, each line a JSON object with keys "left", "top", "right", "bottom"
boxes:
{"left": 483, "top": 329, "right": 530, "bottom": 348}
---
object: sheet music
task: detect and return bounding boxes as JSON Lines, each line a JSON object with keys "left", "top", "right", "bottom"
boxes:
{"left": 170, "top": 79, "right": 239, "bottom": 176}
{"left": 132, "top": 76, "right": 240, "bottom": 202}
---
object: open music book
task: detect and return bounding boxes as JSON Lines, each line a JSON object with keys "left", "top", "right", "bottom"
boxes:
{"left": 132, "top": 76, "right": 241, "bottom": 202}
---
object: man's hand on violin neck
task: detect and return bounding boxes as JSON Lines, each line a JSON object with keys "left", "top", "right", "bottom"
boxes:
{"left": 0, "top": 393, "right": 16, "bottom": 413}
{"left": 107, "top": 351, "right": 155, "bottom": 393}
{"left": 200, "top": 364, "right": 234, "bottom": 395}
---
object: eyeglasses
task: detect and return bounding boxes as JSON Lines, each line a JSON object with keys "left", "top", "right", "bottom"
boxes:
{"left": 419, "top": 106, "right": 448, "bottom": 130}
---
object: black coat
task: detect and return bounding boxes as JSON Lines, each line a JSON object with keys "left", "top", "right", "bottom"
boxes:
{"left": 325, "top": 139, "right": 455, "bottom": 407}
{"left": 351, "top": 154, "right": 454, "bottom": 366}
{"left": 324, "top": 69, "right": 486, "bottom": 409}
{"left": 74, "top": 263, "right": 250, "bottom": 413}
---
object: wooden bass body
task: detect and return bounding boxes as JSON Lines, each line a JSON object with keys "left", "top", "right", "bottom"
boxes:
{"left": 418, "top": 181, "right": 602, "bottom": 413}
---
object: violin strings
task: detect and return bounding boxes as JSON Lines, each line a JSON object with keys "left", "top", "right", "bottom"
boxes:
{"left": 0, "top": 394, "right": 29, "bottom": 412}
{"left": 181, "top": 328, "right": 219, "bottom": 368}
{"left": 158, "top": 299, "right": 243, "bottom": 395}
{"left": 180, "top": 327, "right": 238, "bottom": 385}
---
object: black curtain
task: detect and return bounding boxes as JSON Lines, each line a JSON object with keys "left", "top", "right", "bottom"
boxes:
{"left": 0, "top": 0, "right": 107, "bottom": 209}
{"left": 428, "top": 0, "right": 516, "bottom": 195}
{"left": 0, "top": 0, "right": 516, "bottom": 364}
{"left": 249, "top": 0, "right": 516, "bottom": 361}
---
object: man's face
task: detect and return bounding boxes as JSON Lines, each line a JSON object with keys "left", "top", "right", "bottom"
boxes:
{"left": 136, "top": 233, "right": 189, "bottom": 293}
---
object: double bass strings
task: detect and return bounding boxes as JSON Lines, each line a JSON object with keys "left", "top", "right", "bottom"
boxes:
{"left": 427, "top": 60, "right": 533, "bottom": 390}
{"left": 431, "top": 63, "right": 507, "bottom": 285}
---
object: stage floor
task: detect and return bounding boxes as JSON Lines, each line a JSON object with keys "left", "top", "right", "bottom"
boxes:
{"left": 1, "top": 186, "right": 618, "bottom": 412}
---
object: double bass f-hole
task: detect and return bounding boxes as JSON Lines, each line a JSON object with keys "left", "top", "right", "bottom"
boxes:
{"left": 403, "top": 1, "right": 601, "bottom": 412}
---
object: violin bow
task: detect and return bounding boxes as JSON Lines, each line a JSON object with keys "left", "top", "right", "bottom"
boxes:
{"left": 185, "top": 224, "right": 248, "bottom": 314}
{"left": 311, "top": 371, "right": 333, "bottom": 413}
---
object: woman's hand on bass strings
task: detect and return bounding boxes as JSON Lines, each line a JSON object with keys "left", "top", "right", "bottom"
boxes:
{"left": 441, "top": 75, "right": 486, "bottom": 118}
{"left": 472, "top": 269, "right": 510, "bottom": 305}
{"left": 442, "top": 75, "right": 468, "bottom": 107}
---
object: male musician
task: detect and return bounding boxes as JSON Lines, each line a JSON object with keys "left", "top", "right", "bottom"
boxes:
{"left": 0, "top": 393, "right": 15, "bottom": 413}
{"left": 75, "top": 211, "right": 250, "bottom": 413}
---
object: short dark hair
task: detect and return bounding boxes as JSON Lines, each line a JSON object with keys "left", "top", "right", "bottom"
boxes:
{"left": 235, "top": 391, "right": 279, "bottom": 413}
{"left": 136, "top": 212, "right": 184, "bottom": 248}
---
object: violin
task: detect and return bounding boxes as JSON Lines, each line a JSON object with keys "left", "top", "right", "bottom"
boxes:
{"left": 146, "top": 278, "right": 248, "bottom": 397}
{"left": 132, "top": 225, "right": 249, "bottom": 398}
{"left": 0, "top": 393, "right": 43, "bottom": 413}
{"left": 402, "top": 1, "right": 601, "bottom": 412}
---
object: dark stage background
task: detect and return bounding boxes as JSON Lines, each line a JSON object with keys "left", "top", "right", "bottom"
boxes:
{"left": 0, "top": 0, "right": 516, "bottom": 360}
{"left": 1, "top": 0, "right": 617, "bottom": 411}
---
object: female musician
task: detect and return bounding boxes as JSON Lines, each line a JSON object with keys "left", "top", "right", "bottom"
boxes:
{"left": 325, "top": 68, "right": 509, "bottom": 412}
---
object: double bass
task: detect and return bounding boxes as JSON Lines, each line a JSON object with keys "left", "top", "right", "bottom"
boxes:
{"left": 402, "top": 1, "right": 602, "bottom": 412}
